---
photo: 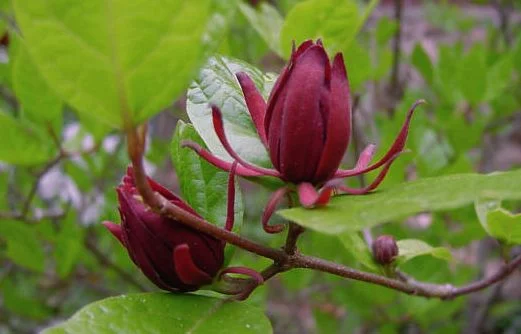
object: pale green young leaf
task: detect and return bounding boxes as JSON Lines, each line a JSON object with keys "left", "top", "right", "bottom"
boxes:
{"left": 396, "top": 239, "right": 452, "bottom": 265}
{"left": 186, "top": 55, "right": 273, "bottom": 168}
{"left": 43, "top": 293, "right": 272, "bottom": 334}
{"left": 338, "top": 232, "right": 379, "bottom": 272}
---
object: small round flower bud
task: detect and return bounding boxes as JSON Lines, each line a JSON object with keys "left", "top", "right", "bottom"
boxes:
{"left": 372, "top": 235, "right": 399, "bottom": 265}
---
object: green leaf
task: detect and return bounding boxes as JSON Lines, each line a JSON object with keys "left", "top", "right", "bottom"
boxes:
{"left": 186, "top": 55, "right": 272, "bottom": 168}
{"left": 375, "top": 16, "right": 397, "bottom": 46}
{"left": 54, "top": 215, "right": 85, "bottom": 279}
{"left": 338, "top": 232, "right": 378, "bottom": 271}
{"left": 396, "top": 239, "right": 452, "bottom": 265}
{"left": 1, "top": 277, "right": 53, "bottom": 320}
{"left": 171, "top": 121, "right": 243, "bottom": 232}
{"left": 280, "top": 0, "right": 360, "bottom": 58}
{"left": 13, "top": 0, "right": 213, "bottom": 127}
{"left": 484, "top": 55, "right": 512, "bottom": 102}
{"left": 11, "top": 34, "right": 63, "bottom": 134}
{"left": 43, "top": 293, "right": 272, "bottom": 334}
{"left": 458, "top": 44, "right": 487, "bottom": 105}
{"left": 239, "top": 2, "right": 284, "bottom": 57}
{"left": 278, "top": 169, "right": 521, "bottom": 234}
{"left": 0, "top": 220, "right": 46, "bottom": 272}
{"left": 0, "top": 110, "right": 54, "bottom": 165}
{"left": 411, "top": 43, "right": 433, "bottom": 84}
{"left": 475, "top": 200, "right": 521, "bottom": 245}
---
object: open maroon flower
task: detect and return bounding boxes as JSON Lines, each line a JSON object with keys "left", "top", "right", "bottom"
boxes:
{"left": 103, "top": 165, "right": 262, "bottom": 294}
{"left": 184, "top": 40, "right": 424, "bottom": 233}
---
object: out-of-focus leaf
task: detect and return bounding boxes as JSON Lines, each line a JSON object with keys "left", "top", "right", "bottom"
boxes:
{"left": 279, "top": 169, "right": 521, "bottom": 234}
{"left": 338, "top": 232, "right": 379, "bottom": 272}
{"left": 186, "top": 55, "right": 273, "bottom": 167}
{"left": 458, "top": 44, "right": 487, "bottom": 105}
{"left": 1, "top": 278, "right": 53, "bottom": 320}
{"left": 396, "top": 239, "right": 452, "bottom": 265}
{"left": 484, "top": 55, "right": 512, "bottom": 102}
{"left": 239, "top": 2, "right": 284, "bottom": 57}
{"left": 0, "top": 110, "right": 54, "bottom": 165}
{"left": 44, "top": 293, "right": 272, "bottom": 334}
{"left": 0, "top": 220, "right": 45, "bottom": 272}
{"left": 280, "top": 0, "right": 378, "bottom": 58}
{"left": 54, "top": 214, "right": 85, "bottom": 279}
{"left": 13, "top": 0, "right": 214, "bottom": 127}
{"left": 411, "top": 43, "right": 433, "bottom": 84}
{"left": 375, "top": 16, "right": 397, "bottom": 46}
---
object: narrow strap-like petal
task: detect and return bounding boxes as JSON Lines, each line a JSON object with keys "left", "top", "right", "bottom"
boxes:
{"left": 173, "top": 244, "right": 213, "bottom": 286}
{"left": 236, "top": 72, "right": 268, "bottom": 146}
{"left": 334, "top": 100, "right": 425, "bottom": 178}
{"left": 225, "top": 162, "right": 238, "bottom": 232}
{"left": 261, "top": 186, "right": 289, "bottom": 233}
{"left": 182, "top": 141, "right": 264, "bottom": 177}
{"left": 211, "top": 105, "right": 281, "bottom": 177}
{"left": 336, "top": 152, "right": 403, "bottom": 195}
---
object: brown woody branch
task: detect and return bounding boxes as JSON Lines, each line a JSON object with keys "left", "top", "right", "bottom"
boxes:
{"left": 125, "top": 126, "right": 521, "bottom": 300}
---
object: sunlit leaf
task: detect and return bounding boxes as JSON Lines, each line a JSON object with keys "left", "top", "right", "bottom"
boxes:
{"left": 279, "top": 170, "right": 521, "bottom": 234}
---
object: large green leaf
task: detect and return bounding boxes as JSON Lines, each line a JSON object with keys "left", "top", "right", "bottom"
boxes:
{"left": 0, "top": 110, "right": 54, "bottom": 165}
{"left": 171, "top": 121, "right": 243, "bottom": 233}
{"left": 43, "top": 293, "right": 272, "bottom": 334}
{"left": 338, "top": 232, "right": 378, "bottom": 272}
{"left": 239, "top": 2, "right": 284, "bottom": 57}
{"left": 13, "top": 0, "right": 213, "bottom": 127}
{"left": 186, "top": 55, "right": 273, "bottom": 168}
{"left": 278, "top": 170, "right": 521, "bottom": 234}
{"left": 396, "top": 239, "right": 452, "bottom": 265}
{"left": 11, "top": 34, "right": 63, "bottom": 134}
{"left": 0, "top": 220, "right": 46, "bottom": 273}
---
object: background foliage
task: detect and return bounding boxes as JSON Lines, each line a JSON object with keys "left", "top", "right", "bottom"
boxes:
{"left": 1, "top": 0, "right": 521, "bottom": 333}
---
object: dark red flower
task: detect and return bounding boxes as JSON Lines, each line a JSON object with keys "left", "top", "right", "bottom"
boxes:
{"left": 103, "top": 167, "right": 226, "bottom": 292}
{"left": 184, "top": 40, "right": 424, "bottom": 232}
{"left": 372, "top": 235, "right": 399, "bottom": 265}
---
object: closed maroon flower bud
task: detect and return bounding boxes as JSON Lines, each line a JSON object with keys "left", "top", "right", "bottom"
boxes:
{"left": 263, "top": 40, "right": 350, "bottom": 184}
{"left": 103, "top": 167, "right": 224, "bottom": 292}
{"left": 372, "top": 235, "right": 399, "bottom": 265}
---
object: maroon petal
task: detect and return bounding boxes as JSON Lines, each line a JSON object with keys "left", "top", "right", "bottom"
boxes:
{"left": 102, "top": 221, "right": 125, "bottom": 246}
{"left": 225, "top": 162, "right": 238, "bottom": 232}
{"left": 182, "top": 141, "right": 265, "bottom": 177}
{"left": 236, "top": 72, "right": 268, "bottom": 146}
{"left": 261, "top": 186, "right": 289, "bottom": 234}
{"left": 336, "top": 151, "right": 405, "bottom": 195}
{"left": 173, "top": 244, "right": 213, "bottom": 286}
{"left": 335, "top": 100, "right": 425, "bottom": 178}
{"left": 278, "top": 45, "right": 330, "bottom": 182}
{"left": 313, "top": 53, "right": 351, "bottom": 183}
{"left": 211, "top": 105, "right": 281, "bottom": 177}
